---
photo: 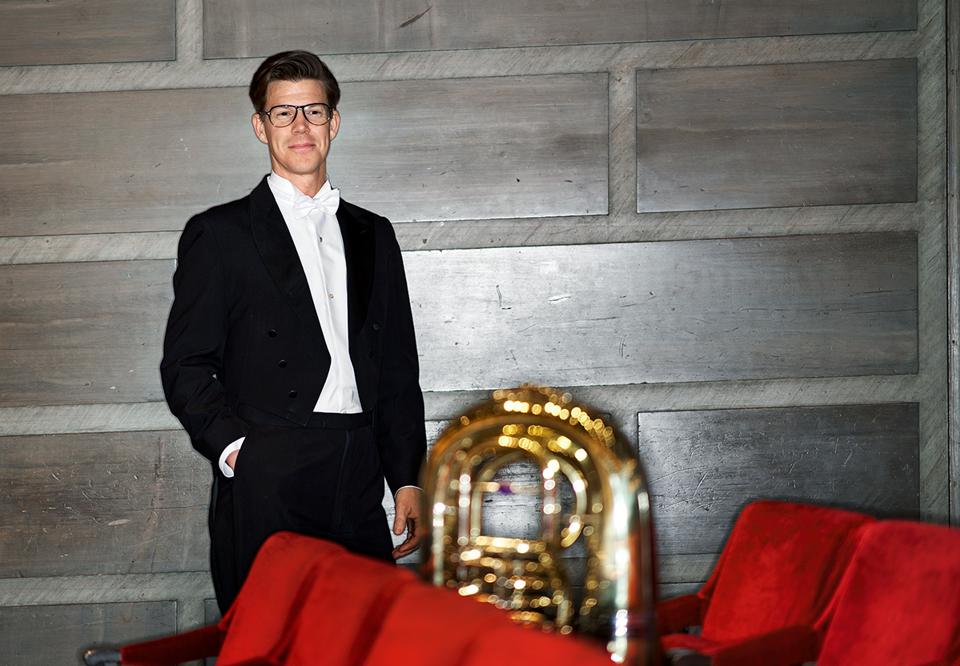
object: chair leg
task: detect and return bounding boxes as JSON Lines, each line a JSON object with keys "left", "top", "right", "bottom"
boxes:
{"left": 81, "top": 647, "right": 120, "bottom": 666}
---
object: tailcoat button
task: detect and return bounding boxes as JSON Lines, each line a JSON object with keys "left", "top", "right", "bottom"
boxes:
{"left": 268, "top": 329, "right": 278, "bottom": 338}
{"left": 372, "top": 322, "right": 381, "bottom": 331}
{"left": 288, "top": 390, "right": 297, "bottom": 398}
{"left": 278, "top": 359, "right": 287, "bottom": 368}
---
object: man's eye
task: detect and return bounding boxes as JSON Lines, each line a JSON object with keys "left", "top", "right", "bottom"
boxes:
{"left": 274, "top": 109, "right": 293, "bottom": 118}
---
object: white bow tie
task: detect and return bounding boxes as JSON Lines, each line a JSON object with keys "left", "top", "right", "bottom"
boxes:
{"left": 292, "top": 186, "right": 340, "bottom": 219}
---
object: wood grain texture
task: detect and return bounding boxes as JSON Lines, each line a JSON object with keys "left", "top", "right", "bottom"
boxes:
{"left": 948, "top": 0, "right": 959, "bottom": 525}
{"left": 0, "top": 31, "right": 918, "bottom": 97}
{"left": 0, "top": 260, "right": 173, "bottom": 407}
{"left": 912, "top": 0, "right": 949, "bottom": 522}
{"left": 332, "top": 74, "right": 608, "bottom": 222}
{"left": 0, "top": 233, "right": 917, "bottom": 406}
{"left": 0, "top": 74, "right": 606, "bottom": 237}
{"left": 637, "top": 59, "right": 918, "bottom": 212}
{"left": 203, "top": 0, "right": 916, "bottom": 58}
{"left": 0, "top": 421, "right": 446, "bottom": 577}
{"left": 0, "top": 1, "right": 175, "bottom": 66}
{"left": 0, "top": 431, "right": 208, "bottom": 577}
{"left": 204, "top": 598, "right": 220, "bottom": 625}
{"left": 0, "top": 202, "right": 922, "bottom": 266}
{"left": 0, "top": 571, "right": 214, "bottom": 606}
{"left": 0, "top": 374, "right": 925, "bottom": 439}
{"left": 408, "top": 232, "right": 918, "bottom": 391}
{"left": 0, "top": 601, "right": 175, "bottom": 666}
{"left": 639, "top": 403, "right": 921, "bottom": 557}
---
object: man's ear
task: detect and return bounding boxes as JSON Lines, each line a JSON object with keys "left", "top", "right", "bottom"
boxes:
{"left": 329, "top": 109, "right": 341, "bottom": 142}
{"left": 251, "top": 112, "right": 268, "bottom": 145}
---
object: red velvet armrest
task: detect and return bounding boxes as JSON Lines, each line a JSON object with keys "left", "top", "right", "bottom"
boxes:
{"left": 120, "top": 624, "right": 225, "bottom": 665}
{"left": 657, "top": 594, "right": 704, "bottom": 635}
{"left": 706, "top": 624, "right": 818, "bottom": 666}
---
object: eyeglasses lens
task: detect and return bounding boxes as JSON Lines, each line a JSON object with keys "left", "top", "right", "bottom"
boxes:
{"left": 268, "top": 104, "right": 331, "bottom": 127}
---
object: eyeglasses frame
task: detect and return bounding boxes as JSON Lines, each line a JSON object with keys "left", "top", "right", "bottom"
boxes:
{"left": 259, "top": 102, "right": 334, "bottom": 128}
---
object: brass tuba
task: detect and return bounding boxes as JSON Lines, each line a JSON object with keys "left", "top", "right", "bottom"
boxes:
{"left": 420, "top": 386, "right": 657, "bottom": 664}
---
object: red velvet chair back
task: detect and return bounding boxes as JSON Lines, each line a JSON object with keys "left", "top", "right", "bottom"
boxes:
{"left": 216, "top": 532, "right": 349, "bottom": 665}
{"left": 698, "top": 500, "right": 874, "bottom": 643}
{"left": 360, "top": 584, "right": 514, "bottom": 666}
{"left": 283, "top": 548, "right": 418, "bottom": 665}
{"left": 818, "top": 521, "right": 960, "bottom": 666}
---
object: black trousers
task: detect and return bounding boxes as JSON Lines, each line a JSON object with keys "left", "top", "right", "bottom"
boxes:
{"left": 208, "top": 413, "right": 394, "bottom": 613}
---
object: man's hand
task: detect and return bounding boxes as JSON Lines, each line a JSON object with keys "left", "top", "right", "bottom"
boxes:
{"left": 392, "top": 487, "right": 423, "bottom": 560}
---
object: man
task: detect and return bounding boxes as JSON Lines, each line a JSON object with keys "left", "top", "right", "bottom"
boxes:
{"left": 161, "top": 50, "right": 426, "bottom": 613}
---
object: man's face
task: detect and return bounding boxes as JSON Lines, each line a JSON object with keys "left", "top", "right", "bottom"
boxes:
{"left": 251, "top": 78, "right": 340, "bottom": 183}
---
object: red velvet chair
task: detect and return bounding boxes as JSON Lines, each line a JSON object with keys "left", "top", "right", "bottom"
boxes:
{"left": 87, "top": 531, "right": 617, "bottom": 665}
{"left": 217, "top": 531, "right": 422, "bottom": 666}
{"left": 658, "top": 500, "right": 875, "bottom": 666}
{"left": 817, "top": 521, "right": 960, "bottom": 666}
{"left": 86, "top": 532, "right": 411, "bottom": 666}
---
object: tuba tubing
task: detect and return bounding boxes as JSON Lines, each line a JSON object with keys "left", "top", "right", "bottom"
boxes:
{"left": 419, "top": 386, "right": 657, "bottom": 664}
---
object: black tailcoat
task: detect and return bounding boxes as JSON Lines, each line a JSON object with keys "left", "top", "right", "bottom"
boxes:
{"left": 160, "top": 176, "right": 426, "bottom": 607}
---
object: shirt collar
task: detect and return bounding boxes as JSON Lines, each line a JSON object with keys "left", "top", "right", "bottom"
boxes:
{"left": 267, "top": 171, "right": 334, "bottom": 204}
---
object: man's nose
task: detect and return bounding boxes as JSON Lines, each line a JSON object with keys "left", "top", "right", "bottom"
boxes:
{"left": 291, "top": 108, "right": 310, "bottom": 131}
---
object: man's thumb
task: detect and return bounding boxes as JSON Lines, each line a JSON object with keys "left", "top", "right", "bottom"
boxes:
{"left": 393, "top": 510, "right": 405, "bottom": 535}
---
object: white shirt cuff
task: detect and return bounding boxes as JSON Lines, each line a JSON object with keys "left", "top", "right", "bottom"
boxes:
{"left": 394, "top": 485, "right": 422, "bottom": 499}
{"left": 218, "top": 437, "right": 245, "bottom": 478}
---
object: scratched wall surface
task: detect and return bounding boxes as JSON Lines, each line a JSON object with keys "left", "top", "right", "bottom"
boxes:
{"left": 0, "top": 0, "right": 949, "bottom": 660}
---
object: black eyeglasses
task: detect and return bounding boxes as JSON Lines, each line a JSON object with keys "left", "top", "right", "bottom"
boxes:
{"left": 260, "top": 102, "right": 333, "bottom": 128}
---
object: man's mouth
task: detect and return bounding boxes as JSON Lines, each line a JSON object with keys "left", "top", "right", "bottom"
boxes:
{"left": 289, "top": 142, "right": 315, "bottom": 152}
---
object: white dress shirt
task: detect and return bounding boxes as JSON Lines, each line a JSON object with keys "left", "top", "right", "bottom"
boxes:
{"left": 218, "top": 172, "right": 361, "bottom": 477}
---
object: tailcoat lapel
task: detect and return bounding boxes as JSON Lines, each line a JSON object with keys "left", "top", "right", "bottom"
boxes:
{"left": 249, "top": 176, "right": 328, "bottom": 364}
{"left": 337, "top": 201, "right": 375, "bottom": 343}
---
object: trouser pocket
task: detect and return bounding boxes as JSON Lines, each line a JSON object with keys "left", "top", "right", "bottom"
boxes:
{"left": 329, "top": 425, "right": 383, "bottom": 535}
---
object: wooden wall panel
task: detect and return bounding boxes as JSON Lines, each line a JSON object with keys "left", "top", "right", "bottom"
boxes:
{"left": 203, "top": 0, "right": 916, "bottom": 58}
{"left": 639, "top": 404, "right": 920, "bottom": 557}
{"left": 0, "top": 260, "right": 172, "bottom": 406}
{"left": 331, "top": 75, "right": 607, "bottom": 222}
{"left": 637, "top": 59, "right": 918, "bottom": 212}
{"left": 0, "top": 1, "right": 176, "bottom": 67}
{"left": 0, "top": 75, "right": 607, "bottom": 237}
{"left": 0, "top": 601, "right": 176, "bottom": 665}
{"left": 0, "top": 233, "right": 916, "bottom": 406}
{"left": 0, "top": 431, "right": 208, "bottom": 577}
{"left": 409, "top": 232, "right": 917, "bottom": 391}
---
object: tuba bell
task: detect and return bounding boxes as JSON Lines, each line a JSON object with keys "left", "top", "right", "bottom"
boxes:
{"left": 420, "top": 386, "right": 657, "bottom": 664}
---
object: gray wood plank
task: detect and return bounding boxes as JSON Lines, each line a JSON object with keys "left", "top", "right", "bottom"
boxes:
{"left": 637, "top": 59, "right": 918, "bottom": 212}
{"left": 0, "top": 422, "right": 447, "bottom": 577}
{"left": 0, "top": 431, "right": 209, "bottom": 577}
{"left": 0, "top": 601, "right": 176, "bottom": 666}
{"left": 658, "top": 583, "right": 702, "bottom": 600}
{"left": 0, "top": 572, "right": 213, "bottom": 606}
{"left": 331, "top": 74, "right": 608, "bottom": 223}
{"left": 0, "top": 233, "right": 917, "bottom": 406}
{"left": 0, "top": 74, "right": 607, "bottom": 237}
{"left": 948, "top": 0, "right": 960, "bottom": 527}
{"left": 0, "top": 1, "right": 175, "bottom": 66}
{"left": 203, "top": 0, "right": 916, "bottom": 58}
{"left": 204, "top": 599, "right": 220, "bottom": 666}
{"left": 0, "top": 260, "right": 173, "bottom": 407}
{"left": 639, "top": 403, "right": 920, "bottom": 557}
{"left": 408, "top": 232, "right": 918, "bottom": 391}
{"left": 204, "top": 598, "right": 220, "bottom": 625}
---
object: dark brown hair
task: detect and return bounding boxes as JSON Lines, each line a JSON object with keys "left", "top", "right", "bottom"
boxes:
{"left": 248, "top": 50, "right": 341, "bottom": 113}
